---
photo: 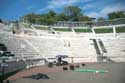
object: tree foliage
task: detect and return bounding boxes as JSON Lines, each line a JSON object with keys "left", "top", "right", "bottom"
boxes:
{"left": 57, "top": 13, "right": 68, "bottom": 21}
{"left": 64, "top": 6, "right": 82, "bottom": 21}
{"left": 21, "top": 6, "right": 125, "bottom": 25}
{"left": 108, "top": 11, "right": 125, "bottom": 19}
{"left": 97, "top": 17, "right": 105, "bottom": 21}
{"left": 78, "top": 15, "right": 92, "bottom": 21}
{"left": 22, "top": 10, "right": 57, "bottom": 25}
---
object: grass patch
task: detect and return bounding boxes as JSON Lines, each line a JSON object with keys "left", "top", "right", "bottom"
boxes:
{"left": 74, "top": 28, "right": 92, "bottom": 33}
{"left": 53, "top": 28, "right": 72, "bottom": 32}
{"left": 94, "top": 28, "right": 113, "bottom": 33}
{"left": 23, "top": 24, "right": 31, "bottom": 28}
{"left": 116, "top": 27, "right": 125, "bottom": 33}
{"left": 34, "top": 26, "right": 49, "bottom": 30}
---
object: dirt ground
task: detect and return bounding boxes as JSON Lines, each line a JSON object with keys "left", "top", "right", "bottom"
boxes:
{"left": 7, "top": 62, "right": 125, "bottom": 83}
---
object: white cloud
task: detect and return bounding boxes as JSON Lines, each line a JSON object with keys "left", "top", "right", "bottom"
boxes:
{"left": 48, "top": 0, "right": 92, "bottom": 8}
{"left": 39, "top": 0, "right": 78, "bottom": 12}
{"left": 86, "top": 3, "right": 125, "bottom": 18}
{"left": 101, "top": 3, "right": 125, "bottom": 15}
{"left": 82, "top": 4, "right": 95, "bottom": 10}
{"left": 38, "top": 0, "right": 125, "bottom": 19}
{"left": 38, "top": 0, "right": 92, "bottom": 12}
{"left": 86, "top": 12, "right": 101, "bottom": 18}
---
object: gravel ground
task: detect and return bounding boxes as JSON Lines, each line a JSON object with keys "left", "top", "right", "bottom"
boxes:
{"left": 7, "top": 62, "right": 125, "bottom": 83}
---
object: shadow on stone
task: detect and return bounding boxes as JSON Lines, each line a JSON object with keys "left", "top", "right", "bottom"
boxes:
{"left": 23, "top": 73, "right": 50, "bottom": 80}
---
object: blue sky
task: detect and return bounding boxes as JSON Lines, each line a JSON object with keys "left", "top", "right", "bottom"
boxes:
{"left": 0, "top": 0, "right": 125, "bottom": 21}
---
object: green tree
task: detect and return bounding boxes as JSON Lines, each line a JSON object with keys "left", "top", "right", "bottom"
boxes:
{"left": 45, "top": 10, "right": 57, "bottom": 25}
{"left": 21, "top": 6, "right": 98, "bottom": 25}
{"left": 47, "top": 10, "right": 56, "bottom": 17}
{"left": 57, "top": 13, "right": 68, "bottom": 21}
{"left": 22, "top": 13, "right": 38, "bottom": 24}
{"left": 78, "top": 15, "right": 92, "bottom": 21}
{"left": 22, "top": 10, "right": 57, "bottom": 25}
{"left": 97, "top": 17, "right": 105, "bottom": 21}
{"left": 64, "top": 6, "right": 82, "bottom": 21}
{"left": 108, "top": 11, "right": 125, "bottom": 19}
